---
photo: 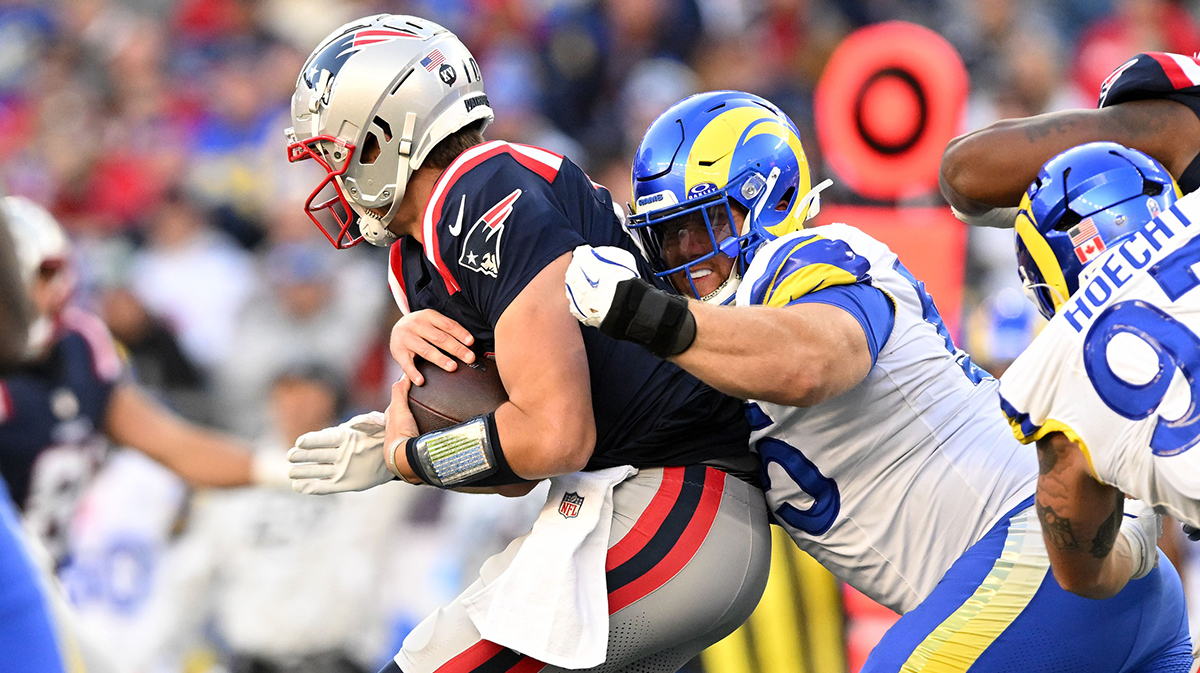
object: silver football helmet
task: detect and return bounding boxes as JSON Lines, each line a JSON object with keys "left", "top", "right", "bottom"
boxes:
{"left": 285, "top": 14, "right": 494, "bottom": 248}
{"left": 2, "top": 196, "right": 71, "bottom": 357}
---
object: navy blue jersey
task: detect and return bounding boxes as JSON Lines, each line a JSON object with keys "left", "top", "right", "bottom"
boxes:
{"left": 0, "top": 308, "right": 124, "bottom": 562}
{"left": 388, "top": 141, "right": 749, "bottom": 470}
{"left": 1098, "top": 52, "right": 1200, "bottom": 191}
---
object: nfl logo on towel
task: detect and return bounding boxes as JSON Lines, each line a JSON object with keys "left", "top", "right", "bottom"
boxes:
{"left": 559, "top": 492, "right": 584, "bottom": 518}
{"left": 1069, "top": 217, "right": 1106, "bottom": 263}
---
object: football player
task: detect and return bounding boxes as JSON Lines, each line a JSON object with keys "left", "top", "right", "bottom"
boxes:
{"left": 0, "top": 197, "right": 287, "bottom": 566}
{"left": 281, "top": 15, "right": 770, "bottom": 673}
{"left": 999, "top": 142, "right": 1200, "bottom": 601}
{"left": 941, "top": 52, "right": 1200, "bottom": 228}
{"left": 0, "top": 193, "right": 85, "bottom": 672}
{"left": 566, "top": 92, "right": 1192, "bottom": 671}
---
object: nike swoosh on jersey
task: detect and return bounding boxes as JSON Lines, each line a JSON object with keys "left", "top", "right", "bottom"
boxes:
{"left": 448, "top": 195, "right": 466, "bottom": 236}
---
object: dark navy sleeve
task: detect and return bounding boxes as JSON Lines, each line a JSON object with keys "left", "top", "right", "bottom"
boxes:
{"left": 434, "top": 164, "right": 586, "bottom": 327}
{"left": 1098, "top": 52, "right": 1200, "bottom": 116}
{"left": 1097, "top": 52, "right": 1200, "bottom": 192}
{"left": 787, "top": 283, "right": 896, "bottom": 365}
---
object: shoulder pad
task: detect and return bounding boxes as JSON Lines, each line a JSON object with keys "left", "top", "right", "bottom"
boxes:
{"left": 741, "top": 232, "right": 871, "bottom": 307}
{"left": 1099, "top": 52, "right": 1200, "bottom": 107}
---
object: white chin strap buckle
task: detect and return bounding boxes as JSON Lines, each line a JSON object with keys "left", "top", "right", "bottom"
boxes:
{"left": 796, "top": 179, "right": 833, "bottom": 222}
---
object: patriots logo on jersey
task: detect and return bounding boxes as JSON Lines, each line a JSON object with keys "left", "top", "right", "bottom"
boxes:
{"left": 459, "top": 189, "right": 522, "bottom": 277}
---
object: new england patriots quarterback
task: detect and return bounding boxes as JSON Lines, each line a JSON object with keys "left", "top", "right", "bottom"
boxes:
{"left": 1000, "top": 142, "right": 1200, "bottom": 602}
{"left": 566, "top": 92, "right": 1192, "bottom": 672}
{"left": 941, "top": 52, "right": 1200, "bottom": 228}
{"left": 282, "top": 15, "right": 771, "bottom": 673}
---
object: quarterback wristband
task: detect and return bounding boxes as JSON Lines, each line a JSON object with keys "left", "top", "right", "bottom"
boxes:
{"left": 599, "top": 278, "right": 697, "bottom": 358}
{"left": 405, "top": 412, "right": 523, "bottom": 488}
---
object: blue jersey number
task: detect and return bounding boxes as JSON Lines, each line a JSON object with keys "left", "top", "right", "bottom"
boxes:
{"left": 1083, "top": 239, "right": 1200, "bottom": 456}
{"left": 747, "top": 403, "right": 841, "bottom": 535}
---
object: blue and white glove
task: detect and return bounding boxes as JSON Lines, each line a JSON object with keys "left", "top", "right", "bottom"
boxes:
{"left": 287, "top": 411, "right": 393, "bottom": 495}
{"left": 565, "top": 245, "right": 640, "bottom": 328}
{"left": 1120, "top": 499, "right": 1162, "bottom": 581}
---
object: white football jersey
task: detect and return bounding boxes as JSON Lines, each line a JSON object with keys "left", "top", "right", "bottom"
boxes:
{"left": 1000, "top": 191, "right": 1200, "bottom": 527}
{"left": 736, "top": 223, "right": 1037, "bottom": 613}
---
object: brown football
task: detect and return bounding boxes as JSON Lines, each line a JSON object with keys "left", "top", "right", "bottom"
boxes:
{"left": 408, "top": 356, "right": 508, "bottom": 433}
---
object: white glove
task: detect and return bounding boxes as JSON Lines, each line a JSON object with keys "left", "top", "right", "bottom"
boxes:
{"left": 287, "top": 411, "right": 393, "bottom": 495}
{"left": 565, "top": 244, "right": 640, "bottom": 328}
{"left": 1120, "top": 499, "right": 1162, "bottom": 581}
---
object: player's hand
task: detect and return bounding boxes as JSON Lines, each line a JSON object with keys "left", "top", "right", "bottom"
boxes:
{"left": 565, "top": 245, "right": 640, "bottom": 327}
{"left": 1120, "top": 499, "right": 1162, "bottom": 581}
{"left": 287, "top": 411, "right": 394, "bottom": 495}
{"left": 390, "top": 309, "right": 475, "bottom": 385}
{"left": 384, "top": 376, "right": 421, "bottom": 484}
{"left": 1182, "top": 523, "right": 1200, "bottom": 541}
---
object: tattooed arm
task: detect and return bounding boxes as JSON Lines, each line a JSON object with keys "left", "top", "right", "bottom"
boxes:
{"left": 1035, "top": 432, "right": 1136, "bottom": 599}
{"left": 939, "top": 99, "right": 1200, "bottom": 218}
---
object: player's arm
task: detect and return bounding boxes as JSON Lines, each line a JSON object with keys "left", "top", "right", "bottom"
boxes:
{"left": 566, "top": 243, "right": 883, "bottom": 407}
{"left": 105, "top": 382, "right": 257, "bottom": 487}
{"left": 1034, "top": 432, "right": 1137, "bottom": 599}
{"left": 940, "top": 100, "right": 1200, "bottom": 218}
{"left": 675, "top": 301, "right": 871, "bottom": 407}
{"left": 388, "top": 253, "right": 596, "bottom": 484}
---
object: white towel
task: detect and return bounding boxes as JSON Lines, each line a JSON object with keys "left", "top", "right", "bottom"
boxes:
{"left": 460, "top": 465, "right": 638, "bottom": 669}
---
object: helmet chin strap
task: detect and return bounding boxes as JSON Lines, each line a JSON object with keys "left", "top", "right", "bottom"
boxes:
{"left": 796, "top": 179, "right": 834, "bottom": 223}
{"left": 358, "top": 210, "right": 399, "bottom": 246}
{"left": 699, "top": 266, "right": 741, "bottom": 305}
{"left": 1021, "top": 280, "right": 1067, "bottom": 315}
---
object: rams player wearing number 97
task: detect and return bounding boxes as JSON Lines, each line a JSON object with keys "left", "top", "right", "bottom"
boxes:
{"left": 566, "top": 92, "right": 1193, "bottom": 671}
{"left": 1001, "top": 142, "right": 1200, "bottom": 604}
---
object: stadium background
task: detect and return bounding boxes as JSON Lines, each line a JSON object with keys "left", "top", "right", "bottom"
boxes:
{"left": 5, "top": 0, "right": 1199, "bottom": 670}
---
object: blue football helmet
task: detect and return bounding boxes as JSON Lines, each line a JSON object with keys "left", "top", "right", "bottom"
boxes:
{"left": 1015, "top": 141, "right": 1179, "bottom": 319}
{"left": 627, "top": 91, "right": 827, "bottom": 303}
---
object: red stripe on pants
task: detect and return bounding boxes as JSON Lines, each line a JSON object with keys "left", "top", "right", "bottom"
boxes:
{"left": 434, "top": 641, "right": 503, "bottom": 672}
{"left": 605, "top": 467, "right": 686, "bottom": 571}
{"left": 607, "top": 469, "right": 726, "bottom": 613}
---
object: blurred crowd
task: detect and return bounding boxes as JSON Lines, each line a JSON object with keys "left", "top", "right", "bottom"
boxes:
{"left": 4, "top": 0, "right": 1200, "bottom": 670}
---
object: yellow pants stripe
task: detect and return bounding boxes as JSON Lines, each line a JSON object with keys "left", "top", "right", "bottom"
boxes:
{"left": 900, "top": 507, "right": 1048, "bottom": 673}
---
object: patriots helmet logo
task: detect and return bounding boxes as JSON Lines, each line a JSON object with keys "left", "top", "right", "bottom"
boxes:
{"left": 459, "top": 189, "right": 522, "bottom": 277}
{"left": 302, "top": 26, "right": 421, "bottom": 103}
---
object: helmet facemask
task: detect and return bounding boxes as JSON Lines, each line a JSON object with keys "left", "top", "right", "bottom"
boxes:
{"left": 632, "top": 193, "right": 745, "bottom": 303}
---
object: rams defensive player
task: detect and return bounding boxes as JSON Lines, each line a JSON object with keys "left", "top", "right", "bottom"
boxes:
{"left": 1000, "top": 142, "right": 1200, "bottom": 600}
{"left": 567, "top": 91, "right": 1192, "bottom": 672}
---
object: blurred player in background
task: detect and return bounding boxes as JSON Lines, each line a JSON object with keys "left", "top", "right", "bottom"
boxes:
{"left": 999, "top": 142, "right": 1200, "bottom": 600}
{"left": 567, "top": 91, "right": 1191, "bottom": 672}
{"left": 283, "top": 14, "right": 769, "bottom": 673}
{"left": 940, "top": 52, "right": 1200, "bottom": 228}
{"left": 0, "top": 196, "right": 288, "bottom": 568}
{"left": 140, "top": 364, "right": 407, "bottom": 673}
{"left": 0, "top": 185, "right": 99, "bottom": 672}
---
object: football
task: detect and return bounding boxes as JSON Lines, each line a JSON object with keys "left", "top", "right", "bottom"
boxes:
{"left": 408, "top": 356, "right": 508, "bottom": 433}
